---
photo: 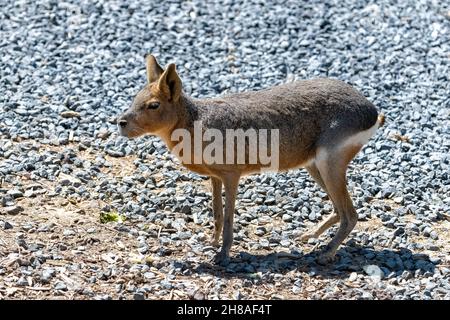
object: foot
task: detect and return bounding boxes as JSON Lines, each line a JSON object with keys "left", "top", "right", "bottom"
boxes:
{"left": 213, "top": 251, "right": 230, "bottom": 266}
{"left": 210, "top": 235, "right": 220, "bottom": 247}
{"left": 299, "top": 232, "right": 315, "bottom": 243}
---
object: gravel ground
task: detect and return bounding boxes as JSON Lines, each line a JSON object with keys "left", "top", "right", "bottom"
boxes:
{"left": 0, "top": 0, "right": 449, "bottom": 300}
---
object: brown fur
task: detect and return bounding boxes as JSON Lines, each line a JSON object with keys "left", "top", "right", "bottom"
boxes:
{"left": 118, "top": 55, "right": 383, "bottom": 265}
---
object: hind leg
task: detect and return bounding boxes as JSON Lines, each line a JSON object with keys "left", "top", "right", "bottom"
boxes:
{"left": 300, "top": 164, "right": 339, "bottom": 242}
{"left": 315, "top": 145, "right": 362, "bottom": 264}
{"left": 305, "top": 163, "right": 328, "bottom": 192}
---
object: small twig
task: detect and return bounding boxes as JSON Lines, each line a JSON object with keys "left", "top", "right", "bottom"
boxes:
{"left": 157, "top": 226, "right": 162, "bottom": 239}
{"left": 0, "top": 237, "right": 7, "bottom": 246}
{"left": 26, "top": 286, "right": 51, "bottom": 291}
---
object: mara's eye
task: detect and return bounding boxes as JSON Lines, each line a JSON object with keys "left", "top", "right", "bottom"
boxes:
{"left": 146, "top": 102, "right": 160, "bottom": 110}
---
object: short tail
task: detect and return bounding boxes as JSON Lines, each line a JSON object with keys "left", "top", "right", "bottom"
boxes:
{"left": 377, "top": 113, "right": 386, "bottom": 127}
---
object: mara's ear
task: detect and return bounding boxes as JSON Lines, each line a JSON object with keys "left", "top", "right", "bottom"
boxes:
{"left": 145, "top": 54, "right": 164, "bottom": 83}
{"left": 158, "top": 63, "right": 182, "bottom": 102}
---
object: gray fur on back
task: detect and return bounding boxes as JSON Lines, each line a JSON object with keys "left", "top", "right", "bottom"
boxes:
{"left": 181, "top": 78, "right": 378, "bottom": 154}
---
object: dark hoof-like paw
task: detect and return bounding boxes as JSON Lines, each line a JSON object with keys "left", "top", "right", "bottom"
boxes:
{"left": 213, "top": 252, "right": 230, "bottom": 266}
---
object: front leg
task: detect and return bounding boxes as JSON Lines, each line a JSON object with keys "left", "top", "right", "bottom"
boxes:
{"left": 210, "top": 177, "right": 223, "bottom": 246}
{"left": 214, "top": 174, "right": 240, "bottom": 266}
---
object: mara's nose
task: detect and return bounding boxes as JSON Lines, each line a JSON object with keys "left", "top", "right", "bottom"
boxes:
{"left": 118, "top": 119, "right": 127, "bottom": 127}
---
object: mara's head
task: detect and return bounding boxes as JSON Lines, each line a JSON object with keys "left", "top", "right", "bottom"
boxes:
{"left": 118, "top": 54, "right": 182, "bottom": 138}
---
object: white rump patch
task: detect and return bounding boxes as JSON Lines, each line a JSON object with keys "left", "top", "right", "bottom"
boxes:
{"left": 340, "top": 118, "right": 381, "bottom": 149}
{"left": 314, "top": 117, "right": 381, "bottom": 169}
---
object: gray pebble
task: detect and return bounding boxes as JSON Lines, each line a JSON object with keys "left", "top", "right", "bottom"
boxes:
{"left": 4, "top": 206, "right": 24, "bottom": 215}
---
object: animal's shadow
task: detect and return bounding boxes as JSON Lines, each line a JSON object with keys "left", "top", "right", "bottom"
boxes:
{"left": 179, "top": 244, "right": 436, "bottom": 281}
